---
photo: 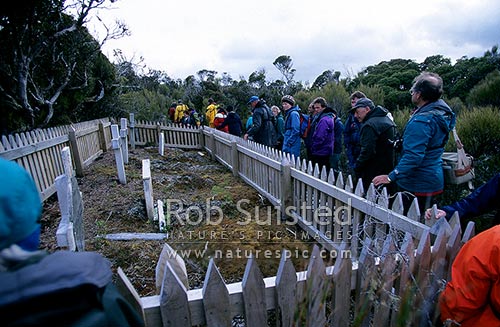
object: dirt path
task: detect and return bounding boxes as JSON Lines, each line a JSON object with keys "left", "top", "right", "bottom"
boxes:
{"left": 40, "top": 147, "right": 316, "bottom": 297}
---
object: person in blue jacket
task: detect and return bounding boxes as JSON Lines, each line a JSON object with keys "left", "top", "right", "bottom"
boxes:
{"left": 281, "top": 95, "right": 302, "bottom": 159}
{"left": 344, "top": 91, "right": 365, "bottom": 174}
{"left": 373, "top": 72, "right": 456, "bottom": 216}
{"left": 425, "top": 172, "right": 500, "bottom": 226}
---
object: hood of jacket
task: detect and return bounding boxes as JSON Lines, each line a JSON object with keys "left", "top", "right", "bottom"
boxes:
{"left": 416, "top": 99, "right": 456, "bottom": 132}
{"left": 365, "top": 105, "right": 390, "bottom": 120}
{"left": 285, "top": 105, "right": 300, "bottom": 117}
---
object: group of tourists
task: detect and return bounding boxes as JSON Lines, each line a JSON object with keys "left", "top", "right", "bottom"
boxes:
{"left": 200, "top": 72, "right": 458, "bottom": 220}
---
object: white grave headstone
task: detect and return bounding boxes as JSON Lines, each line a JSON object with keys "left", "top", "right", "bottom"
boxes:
{"left": 143, "top": 159, "right": 155, "bottom": 221}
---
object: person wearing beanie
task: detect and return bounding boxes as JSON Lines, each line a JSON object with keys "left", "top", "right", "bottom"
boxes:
{"left": 281, "top": 95, "right": 302, "bottom": 158}
{"left": 281, "top": 95, "right": 295, "bottom": 107}
{"left": 0, "top": 158, "right": 144, "bottom": 326}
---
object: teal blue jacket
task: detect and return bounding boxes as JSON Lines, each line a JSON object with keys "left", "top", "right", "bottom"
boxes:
{"left": 388, "top": 99, "right": 455, "bottom": 193}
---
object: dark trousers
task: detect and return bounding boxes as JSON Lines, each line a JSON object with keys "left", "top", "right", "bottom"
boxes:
{"left": 309, "top": 154, "right": 331, "bottom": 172}
{"left": 400, "top": 189, "right": 441, "bottom": 222}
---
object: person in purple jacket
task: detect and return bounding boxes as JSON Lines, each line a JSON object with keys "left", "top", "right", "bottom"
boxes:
{"left": 308, "top": 97, "right": 335, "bottom": 172}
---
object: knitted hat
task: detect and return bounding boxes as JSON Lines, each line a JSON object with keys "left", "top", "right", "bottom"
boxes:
{"left": 0, "top": 158, "right": 42, "bottom": 250}
{"left": 281, "top": 95, "right": 296, "bottom": 106}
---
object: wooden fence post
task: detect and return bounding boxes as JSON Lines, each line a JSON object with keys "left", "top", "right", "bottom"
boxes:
{"left": 231, "top": 140, "right": 239, "bottom": 177}
{"left": 208, "top": 131, "right": 215, "bottom": 160}
{"left": 129, "top": 113, "right": 136, "bottom": 150}
{"left": 143, "top": 159, "right": 155, "bottom": 221}
{"left": 120, "top": 118, "right": 129, "bottom": 164}
{"left": 68, "top": 126, "right": 84, "bottom": 177}
{"left": 280, "top": 157, "right": 293, "bottom": 220}
{"left": 157, "top": 124, "right": 162, "bottom": 146}
{"left": 111, "top": 124, "right": 126, "bottom": 184}
{"left": 98, "top": 122, "right": 107, "bottom": 152}
{"left": 198, "top": 127, "right": 205, "bottom": 149}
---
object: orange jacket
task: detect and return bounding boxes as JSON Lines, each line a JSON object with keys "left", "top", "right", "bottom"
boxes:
{"left": 440, "top": 225, "right": 500, "bottom": 326}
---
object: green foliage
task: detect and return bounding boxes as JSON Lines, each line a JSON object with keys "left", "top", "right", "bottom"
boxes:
{"left": 445, "top": 97, "right": 466, "bottom": 116}
{"left": 353, "top": 59, "right": 419, "bottom": 110}
{"left": 443, "top": 55, "right": 499, "bottom": 101}
{"left": 211, "top": 185, "right": 233, "bottom": 202}
{"left": 350, "top": 84, "right": 386, "bottom": 106}
{"left": 303, "top": 82, "right": 350, "bottom": 118}
{"left": 451, "top": 106, "right": 500, "bottom": 158}
{"left": 466, "top": 69, "right": 500, "bottom": 107}
{"left": 312, "top": 70, "right": 341, "bottom": 89}
{"left": 391, "top": 109, "right": 411, "bottom": 136}
{"left": 119, "top": 89, "right": 167, "bottom": 122}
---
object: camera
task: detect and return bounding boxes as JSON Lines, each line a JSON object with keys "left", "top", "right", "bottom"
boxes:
{"left": 389, "top": 138, "right": 403, "bottom": 152}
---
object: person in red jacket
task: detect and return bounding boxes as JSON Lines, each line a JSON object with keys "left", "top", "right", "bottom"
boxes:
{"left": 439, "top": 224, "right": 500, "bottom": 326}
{"left": 213, "top": 107, "right": 228, "bottom": 133}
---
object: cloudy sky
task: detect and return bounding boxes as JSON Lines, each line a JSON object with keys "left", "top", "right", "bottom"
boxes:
{"left": 91, "top": 0, "right": 500, "bottom": 83}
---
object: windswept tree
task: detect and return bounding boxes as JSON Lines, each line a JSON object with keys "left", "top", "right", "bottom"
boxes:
{"left": 0, "top": 0, "right": 129, "bottom": 133}
{"left": 312, "top": 70, "right": 341, "bottom": 89}
{"left": 273, "top": 55, "right": 296, "bottom": 88}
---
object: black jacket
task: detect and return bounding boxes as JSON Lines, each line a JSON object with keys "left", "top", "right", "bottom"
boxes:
{"left": 0, "top": 250, "right": 144, "bottom": 326}
{"left": 355, "top": 106, "right": 396, "bottom": 190}
{"left": 218, "top": 111, "right": 243, "bottom": 136}
{"left": 246, "top": 100, "right": 274, "bottom": 146}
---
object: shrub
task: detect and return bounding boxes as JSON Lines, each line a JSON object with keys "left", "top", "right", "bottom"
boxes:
{"left": 466, "top": 69, "right": 500, "bottom": 107}
{"left": 391, "top": 109, "right": 410, "bottom": 136}
{"left": 451, "top": 106, "right": 500, "bottom": 158}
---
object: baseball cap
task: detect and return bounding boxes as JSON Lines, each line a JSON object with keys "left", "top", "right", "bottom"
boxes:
{"left": 351, "top": 98, "right": 374, "bottom": 111}
{"left": 247, "top": 96, "right": 259, "bottom": 104}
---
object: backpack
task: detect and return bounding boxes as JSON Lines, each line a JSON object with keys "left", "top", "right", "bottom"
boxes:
{"left": 299, "top": 113, "right": 310, "bottom": 139}
{"left": 0, "top": 250, "right": 144, "bottom": 327}
{"left": 267, "top": 108, "right": 280, "bottom": 147}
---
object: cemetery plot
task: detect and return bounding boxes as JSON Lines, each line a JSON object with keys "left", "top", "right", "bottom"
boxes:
{"left": 40, "top": 147, "right": 316, "bottom": 297}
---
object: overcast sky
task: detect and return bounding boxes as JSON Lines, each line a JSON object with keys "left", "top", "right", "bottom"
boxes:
{"left": 91, "top": 0, "right": 500, "bottom": 83}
